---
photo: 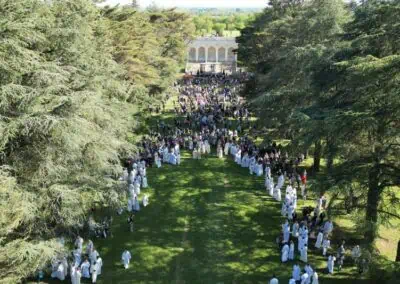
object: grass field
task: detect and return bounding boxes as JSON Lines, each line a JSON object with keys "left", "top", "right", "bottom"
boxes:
{"left": 37, "top": 151, "right": 373, "bottom": 284}
{"left": 35, "top": 91, "right": 395, "bottom": 284}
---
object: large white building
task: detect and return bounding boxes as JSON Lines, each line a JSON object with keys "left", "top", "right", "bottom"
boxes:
{"left": 185, "top": 37, "right": 239, "bottom": 74}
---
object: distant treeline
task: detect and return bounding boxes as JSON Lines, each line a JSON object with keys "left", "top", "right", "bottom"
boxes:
{"left": 192, "top": 13, "right": 258, "bottom": 36}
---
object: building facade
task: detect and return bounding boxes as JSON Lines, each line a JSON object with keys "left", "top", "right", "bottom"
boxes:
{"left": 185, "top": 37, "right": 239, "bottom": 74}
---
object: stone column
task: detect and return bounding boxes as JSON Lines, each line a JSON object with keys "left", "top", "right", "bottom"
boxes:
{"left": 196, "top": 47, "right": 199, "bottom": 62}
{"left": 225, "top": 48, "right": 228, "bottom": 62}
{"left": 216, "top": 46, "right": 219, "bottom": 63}
{"left": 205, "top": 46, "right": 208, "bottom": 63}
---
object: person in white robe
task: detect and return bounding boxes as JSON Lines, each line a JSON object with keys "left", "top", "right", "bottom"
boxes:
{"left": 322, "top": 238, "right": 331, "bottom": 256}
{"left": 217, "top": 144, "right": 223, "bottom": 158}
{"left": 282, "top": 220, "right": 290, "bottom": 232}
{"left": 95, "top": 256, "right": 102, "bottom": 275}
{"left": 300, "top": 245, "right": 308, "bottom": 263}
{"left": 298, "top": 236, "right": 304, "bottom": 253}
{"left": 122, "top": 250, "right": 132, "bottom": 269}
{"left": 142, "top": 176, "right": 148, "bottom": 188}
{"left": 305, "top": 265, "right": 313, "bottom": 284}
{"left": 289, "top": 278, "right": 296, "bottom": 284}
{"left": 193, "top": 148, "right": 198, "bottom": 159}
{"left": 230, "top": 144, "right": 237, "bottom": 156}
{"left": 155, "top": 153, "right": 162, "bottom": 168}
{"left": 200, "top": 141, "right": 206, "bottom": 154}
{"left": 75, "top": 236, "right": 84, "bottom": 251}
{"left": 269, "top": 275, "right": 279, "bottom": 284}
{"left": 281, "top": 202, "right": 287, "bottom": 217}
{"left": 90, "top": 249, "right": 99, "bottom": 272}
{"left": 249, "top": 157, "right": 256, "bottom": 175}
{"left": 265, "top": 176, "right": 274, "bottom": 196}
{"left": 91, "top": 261, "right": 99, "bottom": 283}
{"left": 323, "top": 220, "right": 334, "bottom": 235}
{"left": 292, "top": 222, "right": 299, "bottom": 238}
{"left": 287, "top": 204, "right": 295, "bottom": 220}
{"left": 289, "top": 240, "right": 295, "bottom": 260}
{"left": 205, "top": 140, "right": 211, "bottom": 154}
{"left": 86, "top": 240, "right": 94, "bottom": 256}
{"left": 56, "top": 262, "right": 65, "bottom": 281}
{"left": 133, "top": 182, "right": 140, "bottom": 195}
{"left": 163, "top": 148, "right": 169, "bottom": 163}
{"left": 315, "top": 231, "right": 323, "bottom": 249}
{"left": 224, "top": 142, "right": 231, "bottom": 156}
{"left": 351, "top": 245, "right": 361, "bottom": 263}
{"left": 241, "top": 153, "right": 249, "bottom": 167}
{"left": 276, "top": 173, "right": 285, "bottom": 190}
{"left": 311, "top": 272, "right": 319, "bottom": 284}
{"left": 235, "top": 149, "right": 242, "bottom": 164}
{"left": 292, "top": 264, "right": 301, "bottom": 281}
{"left": 61, "top": 257, "right": 68, "bottom": 278}
{"left": 281, "top": 243, "right": 289, "bottom": 262}
{"left": 274, "top": 187, "right": 282, "bottom": 202}
{"left": 75, "top": 267, "right": 82, "bottom": 284}
{"left": 71, "top": 265, "right": 77, "bottom": 284}
{"left": 265, "top": 165, "right": 271, "bottom": 177}
{"left": 300, "top": 272, "right": 309, "bottom": 284}
{"left": 327, "top": 255, "right": 336, "bottom": 274}
{"left": 169, "top": 152, "right": 177, "bottom": 165}
{"left": 255, "top": 163, "right": 263, "bottom": 176}
{"left": 73, "top": 248, "right": 82, "bottom": 267}
{"left": 133, "top": 196, "right": 140, "bottom": 212}
{"left": 177, "top": 153, "right": 181, "bottom": 165}
{"left": 143, "top": 195, "right": 149, "bottom": 207}
{"left": 283, "top": 225, "right": 290, "bottom": 243}
{"left": 80, "top": 259, "right": 90, "bottom": 279}
{"left": 128, "top": 171, "right": 135, "bottom": 184}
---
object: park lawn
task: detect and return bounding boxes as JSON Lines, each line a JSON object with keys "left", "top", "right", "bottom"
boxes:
{"left": 39, "top": 151, "right": 370, "bottom": 284}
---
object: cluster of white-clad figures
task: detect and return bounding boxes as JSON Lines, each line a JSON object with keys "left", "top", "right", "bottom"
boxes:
{"left": 49, "top": 161, "right": 152, "bottom": 283}
{"left": 221, "top": 141, "right": 363, "bottom": 284}
{"left": 121, "top": 160, "right": 150, "bottom": 213}
{"left": 50, "top": 237, "right": 102, "bottom": 283}
{"left": 191, "top": 139, "right": 212, "bottom": 159}
{"left": 155, "top": 143, "right": 181, "bottom": 166}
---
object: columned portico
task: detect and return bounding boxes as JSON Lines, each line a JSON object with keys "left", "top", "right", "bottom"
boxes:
{"left": 186, "top": 37, "right": 239, "bottom": 74}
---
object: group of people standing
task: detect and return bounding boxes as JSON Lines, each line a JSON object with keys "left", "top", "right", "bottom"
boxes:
{"left": 50, "top": 236, "right": 102, "bottom": 283}
{"left": 46, "top": 72, "right": 366, "bottom": 283}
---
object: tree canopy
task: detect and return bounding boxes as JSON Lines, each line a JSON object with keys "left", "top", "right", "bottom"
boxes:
{"left": 0, "top": 0, "right": 193, "bottom": 282}
{"left": 238, "top": 0, "right": 400, "bottom": 249}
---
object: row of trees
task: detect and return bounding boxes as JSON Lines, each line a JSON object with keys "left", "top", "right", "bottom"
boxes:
{"left": 238, "top": 0, "right": 400, "bottom": 249}
{"left": 193, "top": 13, "right": 256, "bottom": 36}
{"left": 0, "top": 0, "right": 194, "bottom": 282}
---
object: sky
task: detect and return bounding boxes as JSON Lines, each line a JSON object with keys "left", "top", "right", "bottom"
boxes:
{"left": 100, "top": 0, "right": 267, "bottom": 8}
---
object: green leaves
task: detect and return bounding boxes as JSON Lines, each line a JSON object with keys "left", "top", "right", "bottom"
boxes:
{"left": 0, "top": 0, "right": 191, "bottom": 282}
{"left": 239, "top": 0, "right": 400, "bottom": 244}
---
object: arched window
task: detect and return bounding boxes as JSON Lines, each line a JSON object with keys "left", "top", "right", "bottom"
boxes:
{"left": 218, "top": 47, "right": 226, "bottom": 62}
{"left": 208, "top": 47, "right": 216, "bottom": 62}
{"left": 228, "top": 47, "right": 236, "bottom": 61}
{"left": 189, "top": 48, "right": 196, "bottom": 62}
{"left": 198, "top": 47, "right": 206, "bottom": 62}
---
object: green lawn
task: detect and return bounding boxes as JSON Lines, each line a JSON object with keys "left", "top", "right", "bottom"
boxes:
{"left": 35, "top": 151, "right": 371, "bottom": 284}
{"left": 36, "top": 94, "right": 376, "bottom": 283}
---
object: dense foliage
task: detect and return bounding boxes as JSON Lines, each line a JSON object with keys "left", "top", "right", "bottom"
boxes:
{"left": 238, "top": 0, "right": 400, "bottom": 249}
{"left": 0, "top": 0, "right": 193, "bottom": 282}
{"left": 193, "top": 13, "right": 256, "bottom": 36}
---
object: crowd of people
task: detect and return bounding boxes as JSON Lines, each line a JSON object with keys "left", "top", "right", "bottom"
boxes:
{"left": 50, "top": 236, "right": 102, "bottom": 283}
{"left": 45, "top": 73, "right": 366, "bottom": 283}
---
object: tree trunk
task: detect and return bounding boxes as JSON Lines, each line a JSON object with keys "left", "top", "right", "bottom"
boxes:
{"left": 364, "top": 167, "right": 381, "bottom": 244}
{"left": 396, "top": 240, "right": 400, "bottom": 262}
{"left": 313, "top": 140, "right": 322, "bottom": 173}
{"left": 326, "top": 138, "right": 335, "bottom": 173}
